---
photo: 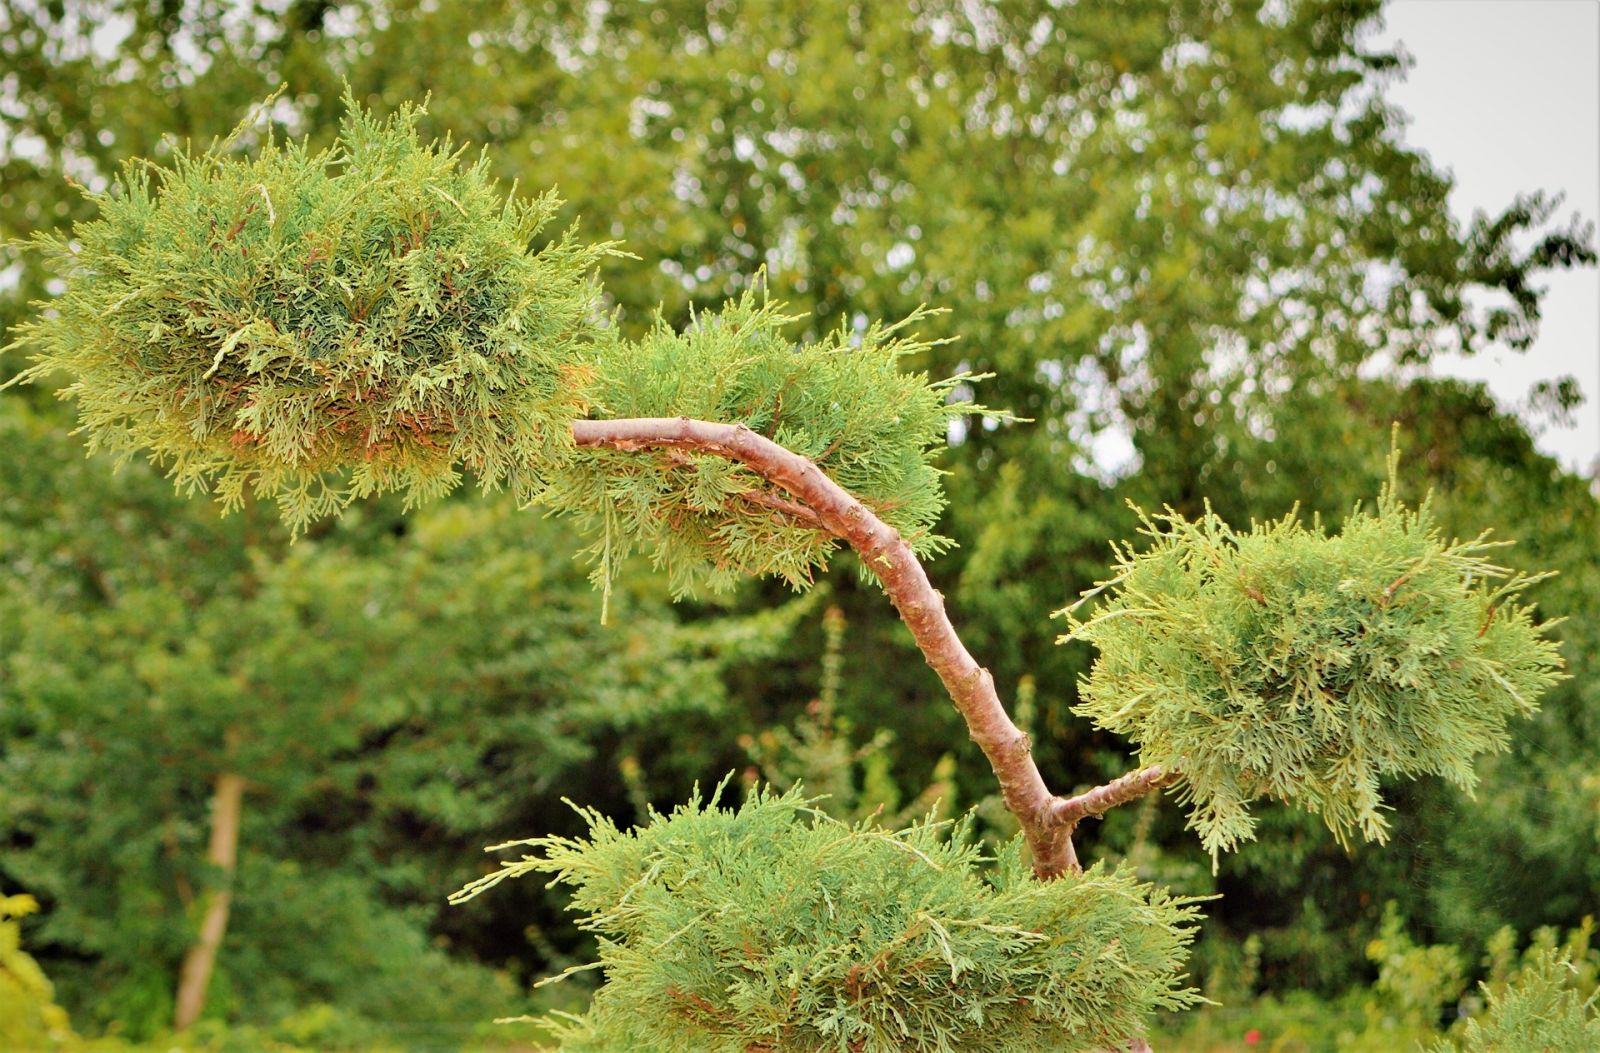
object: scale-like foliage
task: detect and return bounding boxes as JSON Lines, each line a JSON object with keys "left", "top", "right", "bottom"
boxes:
{"left": 4, "top": 94, "right": 610, "bottom": 531}
{"left": 452, "top": 785, "right": 1203, "bottom": 1053}
{"left": 546, "top": 291, "right": 995, "bottom": 597}
{"left": 1430, "top": 948, "right": 1600, "bottom": 1053}
{"left": 7, "top": 96, "right": 984, "bottom": 585}
{"left": 1061, "top": 475, "right": 1563, "bottom": 859}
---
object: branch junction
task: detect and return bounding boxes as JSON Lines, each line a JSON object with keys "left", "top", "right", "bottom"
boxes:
{"left": 571, "top": 416, "right": 1173, "bottom": 878}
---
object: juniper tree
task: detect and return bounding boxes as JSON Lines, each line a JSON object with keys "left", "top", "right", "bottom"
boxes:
{"left": 4, "top": 97, "right": 1570, "bottom": 1052}
{"left": 8, "top": 0, "right": 1600, "bottom": 1000}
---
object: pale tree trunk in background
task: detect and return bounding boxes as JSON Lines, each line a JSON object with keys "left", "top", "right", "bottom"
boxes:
{"left": 173, "top": 769, "right": 244, "bottom": 1031}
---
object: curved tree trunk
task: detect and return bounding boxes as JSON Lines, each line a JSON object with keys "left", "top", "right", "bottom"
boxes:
{"left": 573, "top": 417, "right": 1172, "bottom": 1049}
{"left": 173, "top": 770, "right": 244, "bottom": 1031}
{"left": 569, "top": 417, "right": 1174, "bottom": 879}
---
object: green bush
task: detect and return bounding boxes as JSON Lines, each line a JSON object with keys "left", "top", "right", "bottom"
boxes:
{"left": 454, "top": 785, "right": 1204, "bottom": 1052}
{"left": 1432, "top": 925, "right": 1600, "bottom": 1053}
{"left": 1064, "top": 476, "right": 1563, "bottom": 857}
{"left": 548, "top": 292, "right": 994, "bottom": 598}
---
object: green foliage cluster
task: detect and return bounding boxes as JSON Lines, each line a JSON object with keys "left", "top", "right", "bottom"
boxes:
{"left": 5, "top": 95, "right": 989, "bottom": 596}
{"left": 1063, "top": 476, "right": 1563, "bottom": 857}
{"left": 1426, "top": 920, "right": 1600, "bottom": 1053}
{"left": 5, "top": 95, "right": 609, "bottom": 531}
{"left": 2, "top": 892, "right": 77, "bottom": 1051}
{"left": 1430, "top": 948, "right": 1600, "bottom": 1053}
{"left": 1150, "top": 914, "right": 1600, "bottom": 1052}
{"left": 550, "top": 292, "right": 991, "bottom": 596}
{"left": 1365, "top": 903, "right": 1467, "bottom": 1026}
{"left": 453, "top": 785, "right": 1204, "bottom": 1052}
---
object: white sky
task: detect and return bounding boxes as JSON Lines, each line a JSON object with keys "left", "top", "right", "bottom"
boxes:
{"left": 1374, "top": 0, "right": 1600, "bottom": 474}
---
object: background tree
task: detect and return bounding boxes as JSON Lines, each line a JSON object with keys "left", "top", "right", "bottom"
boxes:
{"left": 0, "top": 391, "right": 800, "bottom": 1038}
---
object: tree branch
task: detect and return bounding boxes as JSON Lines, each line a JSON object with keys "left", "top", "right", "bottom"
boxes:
{"left": 571, "top": 416, "right": 1078, "bottom": 878}
{"left": 731, "top": 488, "right": 827, "bottom": 529}
{"left": 648, "top": 446, "right": 826, "bottom": 529}
{"left": 1050, "top": 764, "right": 1178, "bottom": 828}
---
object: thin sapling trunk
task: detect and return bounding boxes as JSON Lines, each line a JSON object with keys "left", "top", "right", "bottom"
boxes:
{"left": 173, "top": 769, "right": 245, "bottom": 1031}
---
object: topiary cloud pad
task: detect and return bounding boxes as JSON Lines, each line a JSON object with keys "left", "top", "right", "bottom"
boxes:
{"left": 6, "top": 95, "right": 611, "bottom": 531}
{"left": 1062, "top": 483, "right": 1564, "bottom": 858}
{"left": 453, "top": 785, "right": 1205, "bottom": 1053}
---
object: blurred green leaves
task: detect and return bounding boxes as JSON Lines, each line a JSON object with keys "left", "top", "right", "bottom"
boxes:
{"left": 0, "top": 396, "right": 800, "bottom": 1038}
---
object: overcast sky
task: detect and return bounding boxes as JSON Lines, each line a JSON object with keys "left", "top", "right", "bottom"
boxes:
{"left": 1373, "top": 0, "right": 1600, "bottom": 474}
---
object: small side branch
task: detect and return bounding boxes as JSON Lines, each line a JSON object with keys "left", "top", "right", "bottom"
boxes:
{"left": 1049, "top": 764, "right": 1178, "bottom": 829}
{"left": 732, "top": 488, "right": 827, "bottom": 529}
{"left": 640, "top": 446, "right": 826, "bottom": 529}
{"left": 571, "top": 417, "right": 1075, "bottom": 878}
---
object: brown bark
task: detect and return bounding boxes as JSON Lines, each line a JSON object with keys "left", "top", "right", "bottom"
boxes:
{"left": 572, "top": 417, "right": 1088, "bottom": 874}
{"left": 173, "top": 770, "right": 245, "bottom": 1031}
{"left": 571, "top": 418, "right": 1181, "bottom": 885}
{"left": 1051, "top": 764, "right": 1179, "bottom": 828}
{"left": 1049, "top": 764, "right": 1179, "bottom": 874}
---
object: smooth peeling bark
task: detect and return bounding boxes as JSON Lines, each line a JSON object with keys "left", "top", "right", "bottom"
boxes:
{"left": 570, "top": 417, "right": 1077, "bottom": 876}
{"left": 1052, "top": 765, "right": 1179, "bottom": 828}
{"left": 173, "top": 770, "right": 245, "bottom": 1031}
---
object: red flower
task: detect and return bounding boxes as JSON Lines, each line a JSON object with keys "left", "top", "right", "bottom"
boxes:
{"left": 1244, "top": 1030, "right": 1262, "bottom": 1046}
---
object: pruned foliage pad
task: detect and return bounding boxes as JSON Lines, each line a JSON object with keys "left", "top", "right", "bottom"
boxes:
{"left": 452, "top": 785, "right": 1203, "bottom": 1053}
{"left": 5, "top": 94, "right": 610, "bottom": 531}
{"left": 1062, "top": 476, "right": 1563, "bottom": 858}
{"left": 548, "top": 291, "right": 997, "bottom": 597}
